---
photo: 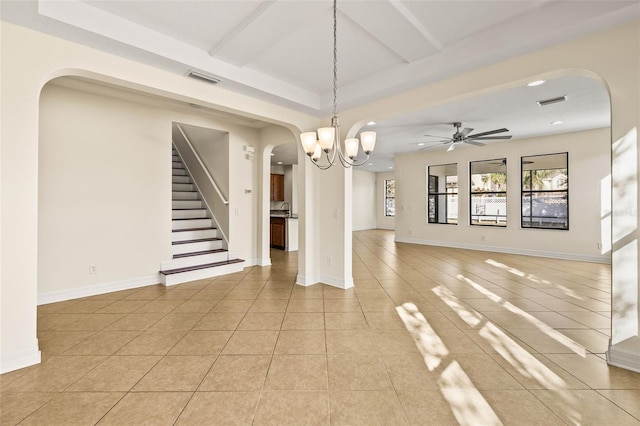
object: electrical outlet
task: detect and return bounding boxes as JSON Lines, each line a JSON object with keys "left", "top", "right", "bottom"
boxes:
{"left": 481, "top": 235, "right": 487, "bottom": 241}
{"left": 327, "top": 257, "right": 332, "bottom": 266}
{"left": 597, "top": 242, "right": 602, "bottom": 249}
{"left": 89, "top": 264, "right": 97, "bottom": 274}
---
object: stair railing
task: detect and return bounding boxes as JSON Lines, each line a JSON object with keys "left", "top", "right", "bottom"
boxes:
{"left": 176, "top": 124, "right": 228, "bottom": 205}
{"left": 173, "top": 125, "right": 230, "bottom": 249}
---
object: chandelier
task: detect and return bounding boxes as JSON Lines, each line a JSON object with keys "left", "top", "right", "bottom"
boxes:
{"left": 299, "top": 0, "right": 376, "bottom": 169}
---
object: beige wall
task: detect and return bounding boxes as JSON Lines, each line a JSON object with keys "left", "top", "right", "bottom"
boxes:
{"left": 38, "top": 84, "right": 171, "bottom": 299}
{"left": 395, "top": 128, "right": 610, "bottom": 262}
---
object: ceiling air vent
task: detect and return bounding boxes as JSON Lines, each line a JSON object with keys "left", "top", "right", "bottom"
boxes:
{"left": 537, "top": 96, "right": 567, "bottom": 106}
{"left": 187, "top": 70, "right": 220, "bottom": 85}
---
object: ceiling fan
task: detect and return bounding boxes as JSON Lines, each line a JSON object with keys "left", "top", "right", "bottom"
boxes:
{"left": 420, "top": 122, "right": 512, "bottom": 151}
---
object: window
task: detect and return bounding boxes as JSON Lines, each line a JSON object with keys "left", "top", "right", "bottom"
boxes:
{"left": 384, "top": 179, "right": 395, "bottom": 217}
{"left": 470, "top": 159, "right": 507, "bottom": 226}
{"left": 522, "top": 152, "right": 568, "bottom": 230}
{"left": 428, "top": 163, "right": 458, "bottom": 224}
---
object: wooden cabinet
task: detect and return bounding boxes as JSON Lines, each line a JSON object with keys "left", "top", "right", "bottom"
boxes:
{"left": 270, "top": 174, "right": 285, "bottom": 201}
{"left": 270, "top": 217, "right": 286, "bottom": 250}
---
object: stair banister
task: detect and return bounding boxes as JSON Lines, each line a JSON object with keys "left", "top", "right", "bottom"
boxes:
{"left": 176, "top": 124, "right": 229, "bottom": 205}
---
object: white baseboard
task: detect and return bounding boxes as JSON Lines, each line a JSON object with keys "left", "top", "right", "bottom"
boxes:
{"left": 0, "top": 344, "right": 41, "bottom": 374}
{"left": 318, "top": 274, "right": 355, "bottom": 289}
{"left": 353, "top": 225, "right": 375, "bottom": 231}
{"left": 607, "top": 337, "right": 640, "bottom": 373}
{"left": 295, "top": 273, "right": 355, "bottom": 289}
{"left": 375, "top": 226, "right": 395, "bottom": 230}
{"left": 296, "top": 273, "right": 319, "bottom": 287}
{"left": 38, "top": 275, "right": 161, "bottom": 305}
{"left": 258, "top": 258, "right": 272, "bottom": 267}
{"left": 394, "top": 237, "right": 611, "bottom": 264}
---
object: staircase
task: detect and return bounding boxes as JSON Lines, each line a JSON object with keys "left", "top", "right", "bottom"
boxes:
{"left": 159, "top": 147, "right": 244, "bottom": 286}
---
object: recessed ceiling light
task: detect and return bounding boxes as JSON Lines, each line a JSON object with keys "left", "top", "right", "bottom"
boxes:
{"left": 527, "top": 80, "right": 546, "bottom": 87}
{"left": 551, "top": 120, "right": 563, "bottom": 125}
{"left": 418, "top": 143, "right": 425, "bottom": 146}
{"left": 277, "top": 161, "right": 283, "bottom": 165}
{"left": 368, "top": 163, "right": 373, "bottom": 166}
{"left": 367, "top": 121, "right": 376, "bottom": 126}
{"left": 270, "top": 153, "right": 275, "bottom": 156}
{"left": 388, "top": 166, "right": 393, "bottom": 169}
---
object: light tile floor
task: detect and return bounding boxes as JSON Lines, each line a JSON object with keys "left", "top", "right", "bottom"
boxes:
{"left": 1, "top": 230, "right": 639, "bottom": 425}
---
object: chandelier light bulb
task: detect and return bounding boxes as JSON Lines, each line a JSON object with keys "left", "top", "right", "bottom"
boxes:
{"left": 311, "top": 143, "right": 322, "bottom": 161}
{"left": 345, "top": 138, "right": 359, "bottom": 159}
{"left": 317, "top": 127, "right": 335, "bottom": 151}
{"left": 300, "top": 132, "right": 318, "bottom": 156}
{"left": 360, "top": 131, "right": 376, "bottom": 154}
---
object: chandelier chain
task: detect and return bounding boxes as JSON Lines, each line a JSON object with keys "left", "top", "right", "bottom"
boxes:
{"left": 332, "top": 0, "right": 338, "bottom": 119}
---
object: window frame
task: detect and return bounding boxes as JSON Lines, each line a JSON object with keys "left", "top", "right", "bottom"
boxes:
{"left": 469, "top": 158, "right": 508, "bottom": 227}
{"left": 521, "top": 152, "right": 569, "bottom": 230}
{"left": 427, "top": 163, "right": 458, "bottom": 225}
{"left": 384, "top": 179, "right": 395, "bottom": 217}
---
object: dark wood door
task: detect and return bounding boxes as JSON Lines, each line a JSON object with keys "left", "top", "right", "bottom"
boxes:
{"left": 270, "top": 217, "right": 286, "bottom": 249}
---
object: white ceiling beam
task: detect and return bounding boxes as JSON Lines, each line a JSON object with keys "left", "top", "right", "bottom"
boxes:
{"left": 388, "top": 0, "right": 444, "bottom": 51}
{"left": 208, "top": 0, "right": 275, "bottom": 57}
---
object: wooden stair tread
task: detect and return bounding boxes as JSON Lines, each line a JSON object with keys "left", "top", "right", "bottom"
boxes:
{"left": 160, "top": 259, "right": 244, "bottom": 275}
{"left": 172, "top": 227, "right": 216, "bottom": 232}
{"left": 172, "top": 237, "right": 222, "bottom": 245}
{"left": 173, "top": 248, "right": 227, "bottom": 259}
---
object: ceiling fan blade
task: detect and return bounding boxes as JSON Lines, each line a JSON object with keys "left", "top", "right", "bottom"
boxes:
{"left": 423, "top": 134, "right": 450, "bottom": 139}
{"left": 460, "top": 127, "right": 474, "bottom": 137}
{"left": 446, "top": 142, "right": 455, "bottom": 152}
{"left": 465, "top": 140, "right": 486, "bottom": 146}
{"left": 469, "top": 135, "right": 513, "bottom": 141}
{"left": 467, "top": 128, "right": 509, "bottom": 138}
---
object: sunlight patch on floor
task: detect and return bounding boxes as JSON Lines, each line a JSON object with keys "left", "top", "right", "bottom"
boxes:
{"left": 396, "top": 302, "right": 502, "bottom": 425}
{"left": 396, "top": 302, "right": 448, "bottom": 371}
{"left": 456, "top": 274, "right": 586, "bottom": 356}
{"left": 432, "top": 285, "right": 582, "bottom": 424}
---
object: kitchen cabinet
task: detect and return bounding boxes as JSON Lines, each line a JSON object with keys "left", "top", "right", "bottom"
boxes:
{"left": 270, "top": 174, "right": 285, "bottom": 201}
{"left": 270, "top": 217, "right": 286, "bottom": 249}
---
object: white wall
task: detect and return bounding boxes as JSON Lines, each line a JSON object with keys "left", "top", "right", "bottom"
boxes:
{"left": 376, "top": 171, "right": 396, "bottom": 230}
{"left": 38, "top": 82, "right": 260, "bottom": 301}
{"left": 394, "top": 128, "right": 611, "bottom": 262}
{"left": 38, "top": 84, "right": 171, "bottom": 299}
{"left": 352, "top": 170, "right": 376, "bottom": 231}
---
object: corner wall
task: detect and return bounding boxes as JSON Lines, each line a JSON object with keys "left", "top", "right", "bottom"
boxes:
{"left": 352, "top": 170, "right": 376, "bottom": 231}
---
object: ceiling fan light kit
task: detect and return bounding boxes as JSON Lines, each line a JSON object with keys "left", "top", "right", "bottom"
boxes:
{"left": 299, "top": 0, "right": 376, "bottom": 170}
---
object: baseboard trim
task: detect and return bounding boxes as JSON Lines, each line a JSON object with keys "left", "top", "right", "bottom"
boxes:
{"left": 296, "top": 274, "right": 319, "bottom": 287}
{"left": 38, "top": 275, "right": 161, "bottom": 305}
{"left": 375, "top": 226, "right": 395, "bottom": 230}
{"left": 318, "top": 274, "right": 355, "bottom": 290}
{"left": 394, "top": 237, "right": 611, "bottom": 264}
{"left": 256, "top": 258, "right": 272, "bottom": 267}
{"left": 0, "top": 344, "right": 41, "bottom": 374}
{"left": 607, "top": 337, "right": 640, "bottom": 373}
{"left": 353, "top": 225, "right": 375, "bottom": 231}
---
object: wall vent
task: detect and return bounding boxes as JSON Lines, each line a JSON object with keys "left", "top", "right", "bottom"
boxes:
{"left": 537, "top": 96, "right": 567, "bottom": 106}
{"left": 187, "top": 70, "right": 220, "bottom": 85}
